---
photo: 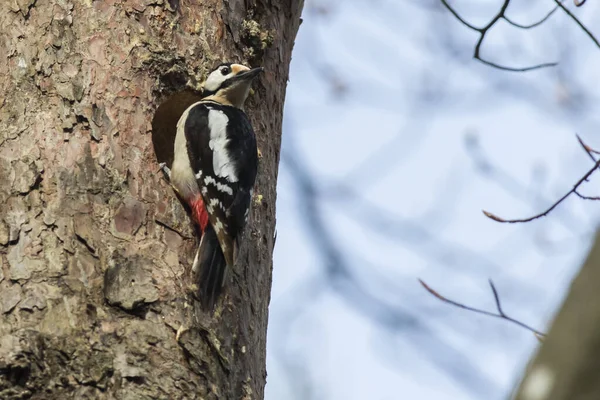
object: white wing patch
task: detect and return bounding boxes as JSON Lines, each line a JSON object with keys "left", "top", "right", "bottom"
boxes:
{"left": 216, "top": 182, "right": 233, "bottom": 195}
{"left": 214, "top": 218, "right": 226, "bottom": 234}
{"left": 202, "top": 175, "right": 233, "bottom": 195}
{"left": 209, "top": 198, "right": 225, "bottom": 211}
{"left": 208, "top": 109, "right": 238, "bottom": 183}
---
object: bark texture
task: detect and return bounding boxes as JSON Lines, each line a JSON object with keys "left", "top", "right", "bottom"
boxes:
{"left": 513, "top": 233, "right": 600, "bottom": 400}
{"left": 0, "top": 0, "right": 302, "bottom": 399}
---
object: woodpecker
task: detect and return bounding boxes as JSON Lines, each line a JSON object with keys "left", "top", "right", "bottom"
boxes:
{"left": 160, "top": 62, "right": 261, "bottom": 311}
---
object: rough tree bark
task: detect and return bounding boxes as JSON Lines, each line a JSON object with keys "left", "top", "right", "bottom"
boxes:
{"left": 0, "top": 0, "right": 302, "bottom": 398}
{"left": 512, "top": 232, "right": 600, "bottom": 400}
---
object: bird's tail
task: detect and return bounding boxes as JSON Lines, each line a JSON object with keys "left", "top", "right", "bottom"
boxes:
{"left": 192, "top": 224, "right": 228, "bottom": 311}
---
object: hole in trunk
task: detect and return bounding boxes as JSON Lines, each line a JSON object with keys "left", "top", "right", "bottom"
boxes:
{"left": 151, "top": 90, "right": 204, "bottom": 167}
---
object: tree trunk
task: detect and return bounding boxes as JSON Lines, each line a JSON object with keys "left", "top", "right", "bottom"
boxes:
{"left": 0, "top": 0, "right": 302, "bottom": 399}
{"left": 512, "top": 232, "right": 600, "bottom": 400}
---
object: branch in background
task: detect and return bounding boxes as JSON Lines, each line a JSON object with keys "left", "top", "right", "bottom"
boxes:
{"left": 503, "top": 5, "right": 559, "bottom": 30}
{"left": 465, "top": 133, "right": 587, "bottom": 231}
{"left": 574, "top": 135, "right": 600, "bottom": 200}
{"left": 483, "top": 136, "right": 600, "bottom": 224}
{"left": 420, "top": 279, "right": 545, "bottom": 339}
{"left": 577, "top": 134, "right": 600, "bottom": 160}
{"left": 279, "top": 2, "right": 600, "bottom": 396}
{"left": 575, "top": 190, "right": 600, "bottom": 201}
{"left": 440, "top": 0, "right": 558, "bottom": 71}
{"left": 281, "top": 145, "right": 503, "bottom": 397}
{"left": 555, "top": 0, "right": 600, "bottom": 48}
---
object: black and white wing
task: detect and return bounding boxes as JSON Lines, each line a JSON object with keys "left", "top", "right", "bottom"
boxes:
{"left": 183, "top": 102, "right": 258, "bottom": 265}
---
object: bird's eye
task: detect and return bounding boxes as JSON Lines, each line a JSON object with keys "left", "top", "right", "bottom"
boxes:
{"left": 221, "top": 66, "right": 231, "bottom": 75}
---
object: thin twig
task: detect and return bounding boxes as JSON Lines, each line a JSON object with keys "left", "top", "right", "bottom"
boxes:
{"left": 572, "top": 137, "right": 600, "bottom": 199}
{"left": 439, "top": 0, "right": 479, "bottom": 31}
{"left": 476, "top": 57, "right": 556, "bottom": 72}
{"left": 440, "top": 0, "right": 557, "bottom": 71}
{"left": 420, "top": 279, "right": 545, "bottom": 337}
{"left": 555, "top": 0, "right": 600, "bottom": 48}
{"left": 488, "top": 280, "right": 504, "bottom": 316}
{"left": 574, "top": 190, "right": 600, "bottom": 201}
{"left": 504, "top": 6, "right": 559, "bottom": 29}
{"left": 576, "top": 134, "right": 600, "bottom": 160}
{"left": 483, "top": 158, "right": 600, "bottom": 223}
{"left": 465, "top": 135, "right": 585, "bottom": 230}
{"left": 483, "top": 135, "right": 600, "bottom": 223}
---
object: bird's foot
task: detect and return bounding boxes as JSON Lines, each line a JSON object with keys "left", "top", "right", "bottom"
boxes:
{"left": 158, "top": 162, "right": 172, "bottom": 180}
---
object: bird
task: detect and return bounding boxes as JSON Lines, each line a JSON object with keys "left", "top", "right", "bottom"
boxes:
{"left": 159, "top": 62, "right": 262, "bottom": 311}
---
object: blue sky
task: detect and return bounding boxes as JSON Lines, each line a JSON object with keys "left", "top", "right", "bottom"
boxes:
{"left": 265, "top": 1, "right": 600, "bottom": 399}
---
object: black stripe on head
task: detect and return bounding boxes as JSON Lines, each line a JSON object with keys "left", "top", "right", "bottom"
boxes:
{"left": 201, "top": 87, "right": 217, "bottom": 98}
{"left": 214, "top": 62, "right": 233, "bottom": 70}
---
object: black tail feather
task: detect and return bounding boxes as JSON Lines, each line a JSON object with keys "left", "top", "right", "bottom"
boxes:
{"left": 195, "top": 225, "right": 227, "bottom": 311}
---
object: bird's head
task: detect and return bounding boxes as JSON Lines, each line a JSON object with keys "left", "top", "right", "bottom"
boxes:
{"left": 201, "top": 63, "right": 264, "bottom": 108}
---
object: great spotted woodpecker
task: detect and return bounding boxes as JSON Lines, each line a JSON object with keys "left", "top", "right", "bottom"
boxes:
{"left": 160, "top": 63, "right": 261, "bottom": 310}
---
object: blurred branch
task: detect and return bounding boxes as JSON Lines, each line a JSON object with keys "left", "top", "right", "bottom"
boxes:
{"left": 270, "top": 274, "right": 326, "bottom": 400}
{"left": 275, "top": 2, "right": 600, "bottom": 398}
{"left": 282, "top": 145, "right": 501, "bottom": 396}
{"left": 322, "top": 180, "right": 538, "bottom": 292}
{"left": 420, "top": 279, "right": 545, "bottom": 337}
{"left": 440, "top": 0, "right": 558, "bottom": 71}
{"left": 483, "top": 136, "right": 600, "bottom": 224}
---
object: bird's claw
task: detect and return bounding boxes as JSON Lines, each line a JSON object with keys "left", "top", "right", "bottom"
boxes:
{"left": 158, "top": 162, "right": 172, "bottom": 180}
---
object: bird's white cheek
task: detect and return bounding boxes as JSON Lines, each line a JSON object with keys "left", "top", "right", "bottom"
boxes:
{"left": 204, "top": 74, "right": 224, "bottom": 92}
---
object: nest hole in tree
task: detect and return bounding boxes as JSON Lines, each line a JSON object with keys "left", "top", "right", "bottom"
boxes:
{"left": 151, "top": 90, "right": 204, "bottom": 167}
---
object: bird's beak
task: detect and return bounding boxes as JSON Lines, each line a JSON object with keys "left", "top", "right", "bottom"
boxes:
{"left": 234, "top": 67, "right": 264, "bottom": 82}
{"left": 219, "top": 66, "right": 264, "bottom": 107}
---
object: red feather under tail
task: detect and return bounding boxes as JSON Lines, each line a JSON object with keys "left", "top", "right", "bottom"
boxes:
{"left": 190, "top": 196, "right": 209, "bottom": 233}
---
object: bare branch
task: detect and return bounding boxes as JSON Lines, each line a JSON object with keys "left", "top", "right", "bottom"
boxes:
{"left": 503, "top": 6, "right": 559, "bottom": 30}
{"left": 573, "top": 136, "right": 600, "bottom": 200}
{"left": 465, "top": 135, "right": 587, "bottom": 230}
{"left": 475, "top": 57, "right": 557, "bottom": 72}
{"left": 439, "top": 0, "right": 479, "bottom": 31}
{"left": 420, "top": 279, "right": 545, "bottom": 337}
{"left": 483, "top": 158, "right": 600, "bottom": 223}
{"left": 483, "top": 135, "right": 600, "bottom": 223}
{"left": 576, "top": 134, "right": 600, "bottom": 160}
{"left": 574, "top": 190, "right": 600, "bottom": 201}
{"left": 440, "top": 0, "right": 558, "bottom": 72}
{"left": 488, "top": 279, "right": 504, "bottom": 316}
{"left": 555, "top": 0, "right": 600, "bottom": 48}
